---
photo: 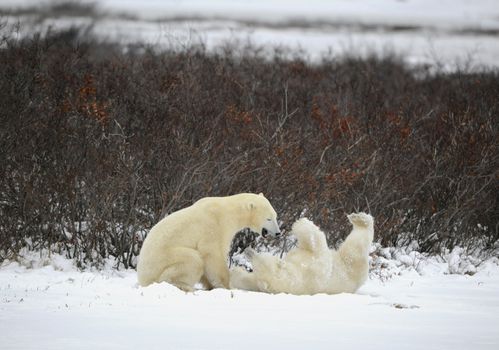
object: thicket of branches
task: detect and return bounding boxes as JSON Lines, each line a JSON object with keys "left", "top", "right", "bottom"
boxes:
{"left": 1, "top": 27, "right": 497, "bottom": 268}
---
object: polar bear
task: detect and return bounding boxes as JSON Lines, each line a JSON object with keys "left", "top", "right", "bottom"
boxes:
{"left": 230, "top": 213, "right": 374, "bottom": 295}
{"left": 137, "top": 193, "right": 281, "bottom": 291}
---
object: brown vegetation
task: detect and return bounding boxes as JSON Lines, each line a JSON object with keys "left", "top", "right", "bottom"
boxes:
{"left": 0, "top": 27, "right": 497, "bottom": 268}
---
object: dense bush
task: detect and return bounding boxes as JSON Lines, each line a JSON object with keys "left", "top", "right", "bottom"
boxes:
{"left": 0, "top": 26, "right": 497, "bottom": 268}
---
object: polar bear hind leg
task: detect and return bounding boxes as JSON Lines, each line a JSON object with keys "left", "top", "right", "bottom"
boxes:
{"left": 155, "top": 247, "right": 205, "bottom": 292}
{"left": 338, "top": 213, "right": 374, "bottom": 260}
{"left": 332, "top": 212, "right": 374, "bottom": 292}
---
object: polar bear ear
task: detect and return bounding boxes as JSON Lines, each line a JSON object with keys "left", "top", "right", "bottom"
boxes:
{"left": 258, "top": 192, "right": 264, "bottom": 197}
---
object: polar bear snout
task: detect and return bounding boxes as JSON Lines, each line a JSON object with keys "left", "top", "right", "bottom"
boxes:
{"left": 262, "top": 228, "right": 281, "bottom": 238}
{"left": 262, "top": 218, "right": 281, "bottom": 238}
{"left": 262, "top": 218, "right": 281, "bottom": 239}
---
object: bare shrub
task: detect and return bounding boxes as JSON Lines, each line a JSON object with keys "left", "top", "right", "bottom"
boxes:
{"left": 0, "top": 27, "right": 497, "bottom": 268}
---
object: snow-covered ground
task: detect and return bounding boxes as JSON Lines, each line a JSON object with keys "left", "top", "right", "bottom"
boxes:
{"left": 1, "top": 0, "right": 499, "bottom": 69}
{"left": 1, "top": 251, "right": 498, "bottom": 350}
{"left": 1, "top": 2, "right": 499, "bottom": 348}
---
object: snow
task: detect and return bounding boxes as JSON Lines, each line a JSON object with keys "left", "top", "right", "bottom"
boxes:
{"left": 1, "top": 251, "right": 499, "bottom": 350}
{"left": 1, "top": 1, "right": 499, "bottom": 347}
{"left": 1, "top": 0, "right": 499, "bottom": 69}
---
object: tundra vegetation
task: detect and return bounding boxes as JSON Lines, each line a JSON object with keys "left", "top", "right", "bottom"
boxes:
{"left": 0, "top": 25, "right": 497, "bottom": 268}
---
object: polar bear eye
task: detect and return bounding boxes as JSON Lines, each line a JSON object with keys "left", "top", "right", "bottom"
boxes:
{"left": 267, "top": 218, "right": 272, "bottom": 221}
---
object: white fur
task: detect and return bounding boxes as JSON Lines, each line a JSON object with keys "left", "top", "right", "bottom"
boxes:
{"left": 137, "top": 193, "right": 280, "bottom": 291}
{"left": 230, "top": 213, "right": 374, "bottom": 295}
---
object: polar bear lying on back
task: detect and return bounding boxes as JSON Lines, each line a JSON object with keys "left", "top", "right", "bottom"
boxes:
{"left": 230, "top": 213, "right": 374, "bottom": 295}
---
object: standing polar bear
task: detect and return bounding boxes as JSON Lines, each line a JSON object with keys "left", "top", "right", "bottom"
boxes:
{"left": 137, "top": 193, "right": 281, "bottom": 291}
{"left": 230, "top": 213, "right": 374, "bottom": 295}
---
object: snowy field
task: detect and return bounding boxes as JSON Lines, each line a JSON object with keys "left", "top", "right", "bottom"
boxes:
{"left": 1, "top": 2, "right": 499, "bottom": 349}
{"left": 1, "top": 251, "right": 499, "bottom": 350}
{"left": 1, "top": 0, "right": 499, "bottom": 69}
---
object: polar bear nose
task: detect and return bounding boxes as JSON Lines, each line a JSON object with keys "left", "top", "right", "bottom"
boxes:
{"left": 262, "top": 228, "right": 281, "bottom": 239}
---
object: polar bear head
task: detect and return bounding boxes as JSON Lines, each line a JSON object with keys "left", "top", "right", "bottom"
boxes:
{"left": 244, "top": 193, "right": 281, "bottom": 239}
